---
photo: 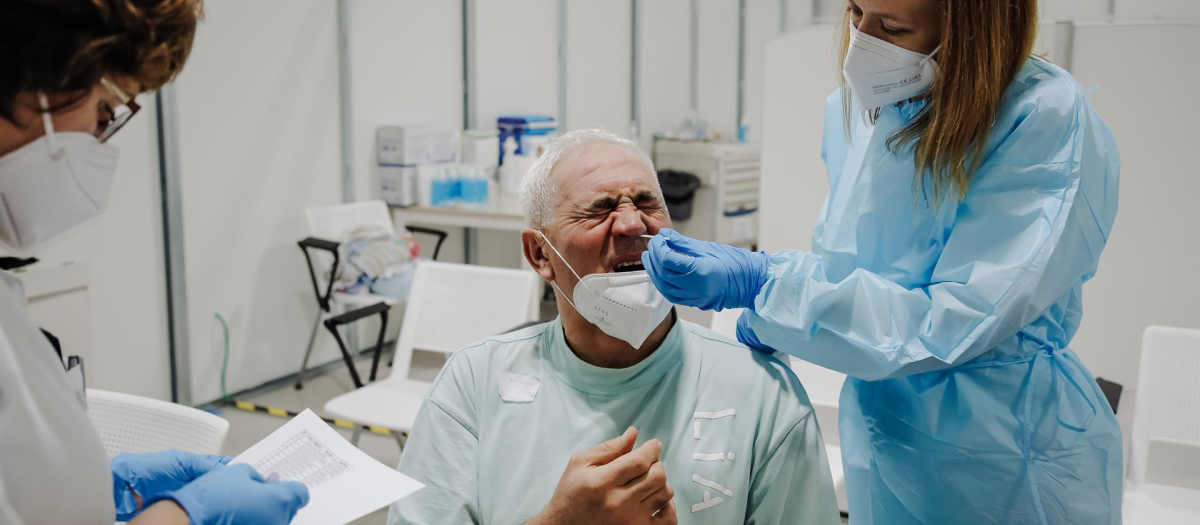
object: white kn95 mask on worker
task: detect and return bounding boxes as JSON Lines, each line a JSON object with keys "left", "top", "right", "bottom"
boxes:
{"left": 842, "top": 24, "right": 940, "bottom": 111}
{"left": 537, "top": 231, "right": 673, "bottom": 349}
{"left": 0, "top": 94, "right": 119, "bottom": 257}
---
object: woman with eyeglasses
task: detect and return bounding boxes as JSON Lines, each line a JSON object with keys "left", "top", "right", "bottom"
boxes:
{"left": 0, "top": 1, "right": 308, "bottom": 524}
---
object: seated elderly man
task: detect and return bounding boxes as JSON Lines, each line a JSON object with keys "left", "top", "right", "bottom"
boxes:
{"left": 388, "top": 129, "right": 838, "bottom": 525}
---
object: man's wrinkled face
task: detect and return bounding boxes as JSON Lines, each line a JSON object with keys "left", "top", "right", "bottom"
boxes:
{"left": 540, "top": 143, "right": 671, "bottom": 297}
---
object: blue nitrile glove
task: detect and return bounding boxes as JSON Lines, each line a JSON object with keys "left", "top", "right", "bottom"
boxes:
{"left": 641, "top": 228, "right": 770, "bottom": 311}
{"left": 736, "top": 310, "right": 775, "bottom": 354}
{"left": 165, "top": 463, "right": 310, "bottom": 525}
{"left": 111, "top": 450, "right": 232, "bottom": 521}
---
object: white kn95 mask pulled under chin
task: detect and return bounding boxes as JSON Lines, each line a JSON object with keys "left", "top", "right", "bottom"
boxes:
{"left": 537, "top": 230, "right": 673, "bottom": 349}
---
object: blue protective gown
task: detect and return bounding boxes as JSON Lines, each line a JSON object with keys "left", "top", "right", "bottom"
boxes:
{"left": 742, "top": 57, "right": 1123, "bottom": 524}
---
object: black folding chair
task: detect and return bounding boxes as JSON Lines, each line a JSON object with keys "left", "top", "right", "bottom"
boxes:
{"left": 296, "top": 202, "right": 446, "bottom": 389}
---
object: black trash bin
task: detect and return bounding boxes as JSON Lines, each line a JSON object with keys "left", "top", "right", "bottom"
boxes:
{"left": 657, "top": 170, "right": 701, "bottom": 221}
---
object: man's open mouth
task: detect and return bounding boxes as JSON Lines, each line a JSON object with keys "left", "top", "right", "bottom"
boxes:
{"left": 612, "top": 260, "right": 645, "bottom": 273}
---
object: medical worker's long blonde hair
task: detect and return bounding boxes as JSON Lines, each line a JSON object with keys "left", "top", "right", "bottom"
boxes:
{"left": 838, "top": 0, "right": 1039, "bottom": 205}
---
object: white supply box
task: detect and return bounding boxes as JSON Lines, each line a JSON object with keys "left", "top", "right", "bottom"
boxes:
{"left": 377, "top": 124, "right": 461, "bottom": 167}
{"left": 377, "top": 124, "right": 461, "bottom": 207}
{"left": 379, "top": 165, "right": 417, "bottom": 207}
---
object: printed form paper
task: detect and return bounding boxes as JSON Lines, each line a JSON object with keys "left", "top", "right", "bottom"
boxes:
{"left": 231, "top": 409, "right": 423, "bottom": 525}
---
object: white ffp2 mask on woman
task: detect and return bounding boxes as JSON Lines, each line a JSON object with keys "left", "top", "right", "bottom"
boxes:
{"left": 842, "top": 24, "right": 940, "bottom": 111}
{"left": 0, "top": 95, "right": 119, "bottom": 257}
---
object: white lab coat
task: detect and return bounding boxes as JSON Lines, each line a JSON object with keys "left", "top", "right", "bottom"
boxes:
{"left": 0, "top": 271, "right": 113, "bottom": 524}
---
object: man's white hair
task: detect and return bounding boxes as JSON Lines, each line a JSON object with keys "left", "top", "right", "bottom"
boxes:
{"left": 520, "top": 128, "right": 657, "bottom": 229}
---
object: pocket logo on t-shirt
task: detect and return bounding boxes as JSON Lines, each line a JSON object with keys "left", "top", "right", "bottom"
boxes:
{"left": 498, "top": 370, "right": 540, "bottom": 403}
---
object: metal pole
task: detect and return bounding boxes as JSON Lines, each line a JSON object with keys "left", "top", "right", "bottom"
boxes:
{"left": 737, "top": 0, "right": 747, "bottom": 133}
{"left": 463, "top": 0, "right": 479, "bottom": 264}
{"left": 336, "top": 0, "right": 358, "bottom": 353}
{"left": 780, "top": 0, "right": 788, "bottom": 33}
{"left": 630, "top": 0, "right": 640, "bottom": 141}
{"left": 1052, "top": 21, "right": 1075, "bottom": 72}
{"left": 156, "top": 85, "right": 191, "bottom": 405}
{"left": 558, "top": 0, "right": 568, "bottom": 130}
{"left": 462, "top": 0, "right": 477, "bottom": 130}
{"left": 689, "top": 0, "right": 699, "bottom": 111}
{"left": 336, "top": 0, "right": 354, "bottom": 203}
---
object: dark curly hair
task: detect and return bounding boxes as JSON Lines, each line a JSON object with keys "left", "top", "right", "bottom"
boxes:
{"left": 0, "top": 0, "right": 203, "bottom": 121}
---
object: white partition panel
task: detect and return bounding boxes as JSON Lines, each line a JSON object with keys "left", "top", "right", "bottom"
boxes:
{"left": 474, "top": 0, "right": 559, "bottom": 130}
{"left": 174, "top": 0, "right": 342, "bottom": 404}
{"left": 34, "top": 99, "right": 172, "bottom": 400}
{"left": 1033, "top": 21, "right": 1060, "bottom": 61}
{"left": 697, "top": 0, "right": 739, "bottom": 135}
{"left": 637, "top": 0, "right": 691, "bottom": 150}
{"left": 743, "top": 0, "right": 785, "bottom": 144}
{"left": 1067, "top": 22, "right": 1200, "bottom": 392}
{"left": 348, "top": 0, "right": 463, "bottom": 202}
{"left": 565, "top": 0, "right": 632, "bottom": 134}
{"left": 1042, "top": 0, "right": 1111, "bottom": 21}
{"left": 758, "top": 27, "right": 839, "bottom": 253}
{"left": 785, "top": 0, "right": 816, "bottom": 29}
{"left": 811, "top": 0, "right": 841, "bottom": 22}
{"left": 1116, "top": 0, "right": 1200, "bottom": 21}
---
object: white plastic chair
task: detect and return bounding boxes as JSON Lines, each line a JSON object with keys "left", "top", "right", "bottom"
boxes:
{"left": 297, "top": 200, "right": 446, "bottom": 388}
{"left": 324, "top": 261, "right": 541, "bottom": 447}
{"left": 709, "top": 308, "right": 849, "bottom": 514}
{"left": 1123, "top": 326, "right": 1200, "bottom": 524}
{"left": 86, "top": 389, "right": 230, "bottom": 458}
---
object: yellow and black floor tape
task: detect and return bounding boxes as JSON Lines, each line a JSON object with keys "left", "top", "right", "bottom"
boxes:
{"left": 224, "top": 400, "right": 407, "bottom": 438}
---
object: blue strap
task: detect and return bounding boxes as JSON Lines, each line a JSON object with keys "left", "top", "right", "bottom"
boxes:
{"left": 1047, "top": 349, "right": 1098, "bottom": 433}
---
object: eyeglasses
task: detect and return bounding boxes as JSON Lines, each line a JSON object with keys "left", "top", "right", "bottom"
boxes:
{"left": 97, "top": 77, "right": 141, "bottom": 143}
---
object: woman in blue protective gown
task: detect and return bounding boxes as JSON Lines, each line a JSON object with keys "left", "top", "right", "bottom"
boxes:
{"left": 641, "top": 1, "right": 1123, "bottom": 524}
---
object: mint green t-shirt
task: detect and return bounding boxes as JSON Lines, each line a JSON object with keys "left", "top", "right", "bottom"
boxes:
{"left": 388, "top": 317, "right": 839, "bottom": 525}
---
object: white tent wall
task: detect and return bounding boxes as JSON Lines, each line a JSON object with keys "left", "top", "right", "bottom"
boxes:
{"left": 1067, "top": 22, "right": 1200, "bottom": 394}
{"left": 1042, "top": 0, "right": 1111, "bottom": 21}
{"left": 473, "top": 0, "right": 560, "bottom": 131}
{"left": 758, "top": 27, "right": 836, "bottom": 256}
{"left": 348, "top": 0, "right": 464, "bottom": 204}
{"left": 564, "top": 0, "right": 633, "bottom": 135}
{"left": 742, "top": 0, "right": 795, "bottom": 145}
{"left": 1115, "top": 0, "right": 1200, "bottom": 21}
{"left": 636, "top": 0, "right": 692, "bottom": 151}
{"left": 697, "top": 0, "right": 740, "bottom": 136}
{"left": 173, "top": 0, "right": 343, "bottom": 404}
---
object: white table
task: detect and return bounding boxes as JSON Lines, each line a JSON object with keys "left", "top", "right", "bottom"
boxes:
{"left": 390, "top": 193, "right": 526, "bottom": 263}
